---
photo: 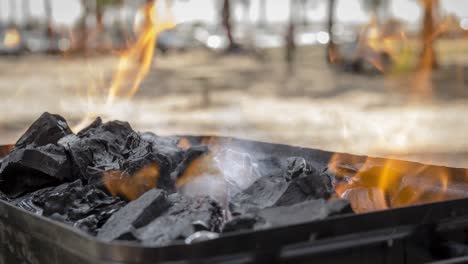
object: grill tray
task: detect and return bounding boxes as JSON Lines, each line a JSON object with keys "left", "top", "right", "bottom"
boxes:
{"left": 1, "top": 136, "right": 468, "bottom": 264}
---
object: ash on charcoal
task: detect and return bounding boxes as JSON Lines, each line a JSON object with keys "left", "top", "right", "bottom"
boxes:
{"left": 14, "top": 112, "right": 72, "bottom": 149}
{"left": 230, "top": 157, "right": 333, "bottom": 213}
{"left": 222, "top": 215, "right": 264, "bottom": 233}
{"left": 223, "top": 199, "right": 351, "bottom": 233}
{"left": 0, "top": 144, "right": 72, "bottom": 197}
{"left": 135, "top": 193, "right": 224, "bottom": 246}
{"left": 98, "top": 188, "right": 170, "bottom": 241}
{"left": 24, "top": 179, "right": 126, "bottom": 234}
{"left": 257, "top": 199, "right": 352, "bottom": 228}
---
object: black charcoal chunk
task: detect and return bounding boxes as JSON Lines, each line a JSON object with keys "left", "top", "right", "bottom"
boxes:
{"left": 230, "top": 174, "right": 288, "bottom": 213}
{"left": 15, "top": 112, "right": 72, "bottom": 149}
{"left": 0, "top": 144, "right": 72, "bottom": 197}
{"left": 222, "top": 215, "right": 264, "bottom": 233}
{"left": 275, "top": 160, "right": 333, "bottom": 206}
{"left": 63, "top": 119, "right": 134, "bottom": 181}
{"left": 231, "top": 157, "right": 333, "bottom": 213}
{"left": 136, "top": 193, "right": 224, "bottom": 246}
{"left": 285, "top": 157, "right": 313, "bottom": 181}
{"left": 61, "top": 118, "right": 182, "bottom": 191}
{"left": 0, "top": 190, "right": 9, "bottom": 202}
{"left": 257, "top": 199, "right": 352, "bottom": 228}
{"left": 98, "top": 188, "right": 170, "bottom": 241}
{"left": 120, "top": 133, "right": 178, "bottom": 192}
{"left": 170, "top": 146, "right": 210, "bottom": 182}
{"left": 140, "top": 132, "right": 184, "bottom": 163}
{"left": 30, "top": 179, "right": 126, "bottom": 234}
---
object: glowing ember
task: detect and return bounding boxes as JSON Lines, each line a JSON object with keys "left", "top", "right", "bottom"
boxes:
{"left": 3, "top": 28, "right": 21, "bottom": 48}
{"left": 103, "top": 163, "right": 160, "bottom": 201}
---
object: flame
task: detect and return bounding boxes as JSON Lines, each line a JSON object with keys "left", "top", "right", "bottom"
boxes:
{"left": 73, "top": 1, "right": 175, "bottom": 132}
{"left": 103, "top": 163, "right": 160, "bottom": 201}
{"left": 328, "top": 153, "right": 461, "bottom": 213}
{"left": 3, "top": 28, "right": 21, "bottom": 48}
{"left": 106, "top": 1, "right": 174, "bottom": 105}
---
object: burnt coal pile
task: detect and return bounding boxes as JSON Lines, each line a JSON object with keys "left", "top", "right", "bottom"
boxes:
{"left": 0, "top": 112, "right": 352, "bottom": 246}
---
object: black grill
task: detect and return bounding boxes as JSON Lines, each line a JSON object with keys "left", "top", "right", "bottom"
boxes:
{"left": 1, "top": 137, "right": 468, "bottom": 264}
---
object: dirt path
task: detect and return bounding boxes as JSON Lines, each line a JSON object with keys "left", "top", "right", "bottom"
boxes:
{"left": 0, "top": 47, "right": 467, "bottom": 167}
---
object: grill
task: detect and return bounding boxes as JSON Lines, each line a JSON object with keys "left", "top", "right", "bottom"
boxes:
{"left": 1, "top": 137, "right": 468, "bottom": 264}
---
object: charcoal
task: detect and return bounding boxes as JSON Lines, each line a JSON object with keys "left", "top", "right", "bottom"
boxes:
{"left": 231, "top": 157, "right": 333, "bottom": 213}
{"left": 184, "top": 231, "right": 220, "bottom": 244}
{"left": 140, "top": 132, "right": 184, "bottom": 163}
{"left": 222, "top": 215, "right": 264, "bottom": 233}
{"left": 275, "top": 158, "right": 333, "bottom": 206}
{"left": 15, "top": 112, "right": 72, "bottom": 149}
{"left": 61, "top": 119, "right": 134, "bottom": 181}
{"left": 257, "top": 199, "right": 352, "bottom": 228}
{"left": 98, "top": 188, "right": 170, "bottom": 241}
{"left": 0, "top": 190, "right": 9, "bottom": 202}
{"left": 29, "top": 179, "right": 126, "bottom": 234}
{"left": 135, "top": 193, "right": 224, "bottom": 246}
{"left": 170, "top": 146, "right": 210, "bottom": 182}
{"left": 0, "top": 144, "right": 72, "bottom": 197}
{"left": 59, "top": 118, "right": 182, "bottom": 192}
{"left": 230, "top": 174, "right": 288, "bottom": 213}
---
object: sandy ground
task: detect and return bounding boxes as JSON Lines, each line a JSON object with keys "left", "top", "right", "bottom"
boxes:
{"left": 0, "top": 45, "right": 467, "bottom": 168}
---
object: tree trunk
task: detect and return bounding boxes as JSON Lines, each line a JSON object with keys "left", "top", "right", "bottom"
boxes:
{"left": 285, "top": 0, "right": 297, "bottom": 74}
{"left": 78, "top": 0, "right": 90, "bottom": 52}
{"left": 44, "top": 0, "right": 53, "bottom": 38}
{"left": 95, "top": 4, "right": 104, "bottom": 33}
{"left": 326, "top": 0, "right": 337, "bottom": 63}
{"left": 222, "top": 0, "right": 236, "bottom": 50}
{"left": 418, "top": 0, "right": 439, "bottom": 70}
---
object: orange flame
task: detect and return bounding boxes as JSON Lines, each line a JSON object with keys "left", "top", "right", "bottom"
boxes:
{"left": 3, "top": 28, "right": 21, "bottom": 48}
{"left": 328, "top": 153, "right": 461, "bottom": 213}
{"left": 73, "top": 1, "right": 175, "bottom": 132}
{"left": 106, "top": 1, "right": 174, "bottom": 105}
{"left": 103, "top": 163, "right": 160, "bottom": 201}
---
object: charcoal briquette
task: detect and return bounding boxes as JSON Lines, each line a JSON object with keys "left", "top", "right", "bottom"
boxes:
{"left": 135, "top": 193, "right": 224, "bottom": 246}
{"left": 98, "top": 188, "right": 170, "bottom": 241}
{"left": 14, "top": 112, "right": 72, "bottom": 149}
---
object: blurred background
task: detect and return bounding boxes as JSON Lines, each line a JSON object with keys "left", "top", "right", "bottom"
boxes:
{"left": 0, "top": 0, "right": 467, "bottom": 167}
